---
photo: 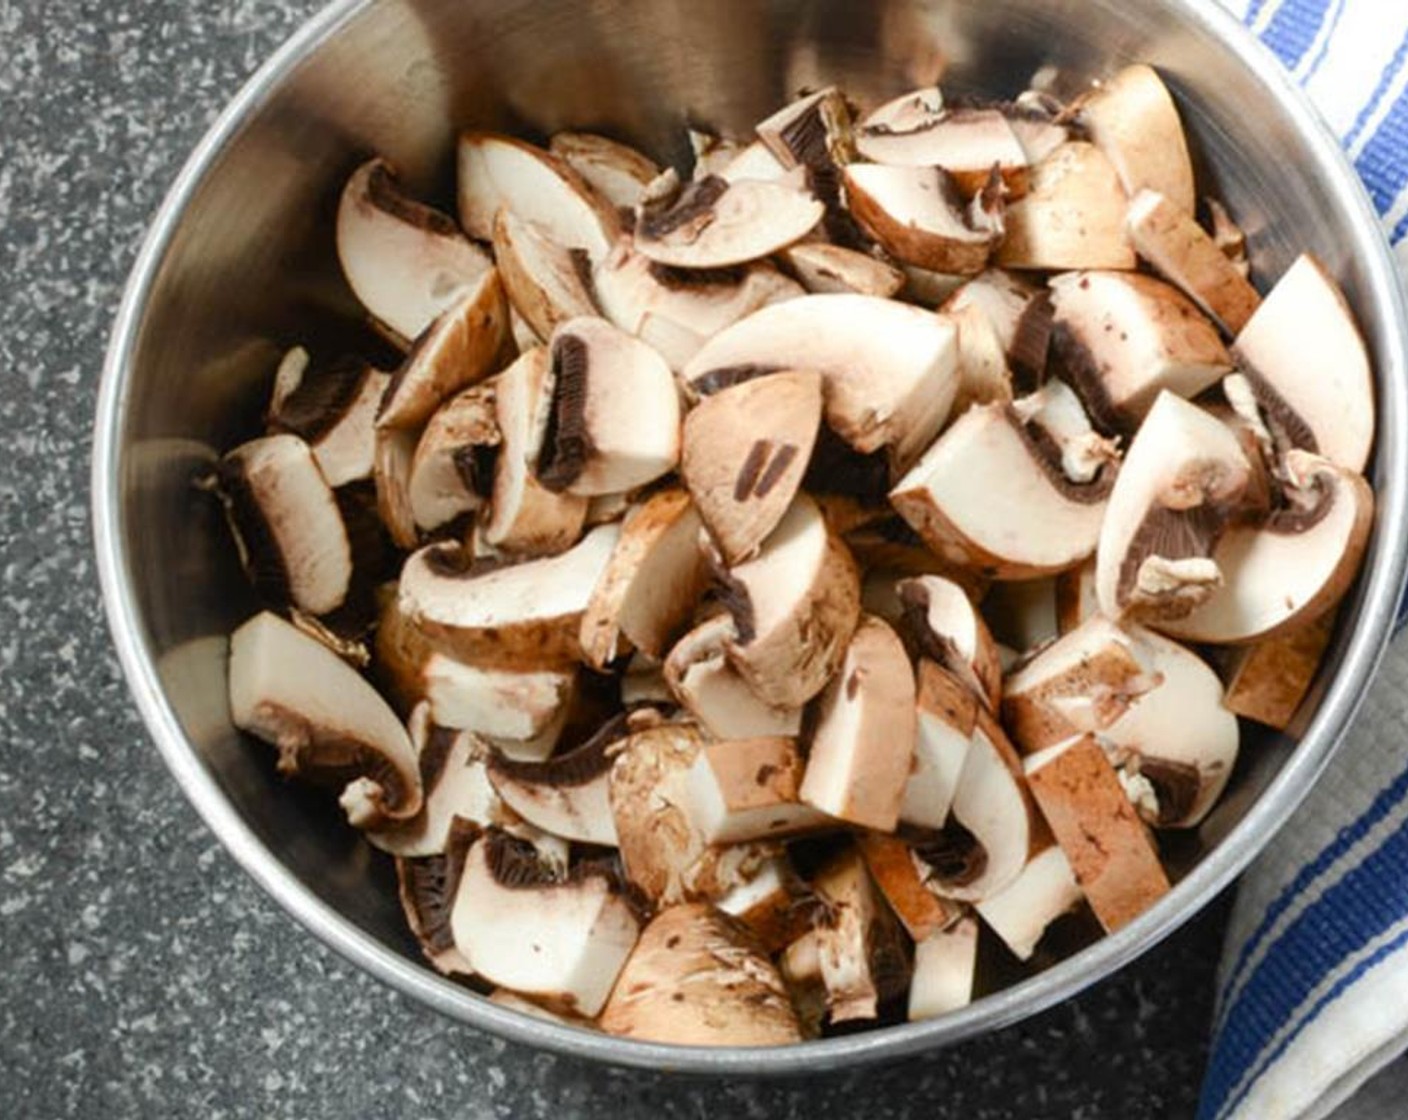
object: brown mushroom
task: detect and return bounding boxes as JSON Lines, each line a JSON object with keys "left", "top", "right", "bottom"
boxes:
{"left": 996, "top": 143, "right": 1135, "bottom": 271}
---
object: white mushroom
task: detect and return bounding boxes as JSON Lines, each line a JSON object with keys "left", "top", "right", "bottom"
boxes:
{"left": 975, "top": 843, "right": 1084, "bottom": 961}
{"left": 908, "top": 916, "right": 979, "bottom": 1021}
{"left": 492, "top": 210, "right": 598, "bottom": 341}
{"left": 662, "top": 614, "right": 803, "bottom": 739}
{"left": 406, "top": 380, "right": 499, "bottom": 533}
{"left": 548, "top": 131, "right": 660, "bottom": 210}
{"left": 996, "top": 142, "right": 1135, "bottom": 272}
{"left": 1221, "top": 611, "right": 1336, "bottom": 730}
{"left": 779, "top": 242, "right": 905, "bottom": 298}
{"left": 896, "top": 575, "right": 1002, "bottom": 710}
{"left": 719, "top": 140, "right": 791, "bottom": 183}
{"left": 633, "top": 175, "right": 824, "bottom": 269}
{"left": 267, "top": 349, "right": 388, "bottom": 488}
{"left": 421, "top": 655, "right": 574, "bottom": 749}
{"left": 685, "top": 737, "right": 830, "bottom": 844}
{"left": 856, "top": 107, "right": 1029, "bottom": 197}
{"left": 860, "top": 87, "right": 944, "bottom": 134}
{"left": 811, "top": 846, "right": 912, "bottom": 1023}
{"left": 843, "top": 164, "right": 995, "bottom": 274}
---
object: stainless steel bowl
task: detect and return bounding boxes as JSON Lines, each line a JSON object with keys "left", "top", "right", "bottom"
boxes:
{"left": 93, "top": 0, "right": 1408, "bottom": 1074}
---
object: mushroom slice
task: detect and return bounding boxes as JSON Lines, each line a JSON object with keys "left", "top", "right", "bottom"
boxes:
{"left": 548, "top": 131, "right": 660, "bottom": 210}
{"left": 682, "top": 294, "right": 960, "bottom": 470}
{"left": 396, "top": 817, "right": 481, "bottom": 975}
{"left": 422, "top": 655, "right": 575, "bottom": 745}
{"left": 689, "top": 128, "right": 747, "bottom": 180}
{"left": 1094, "top": 391, "right": 1254, "bottom": 622}
{"left": 900, "top": 661, "right": 979, "bottom": 830}
{"left": 843, "top": 164, "right": 996, "bottom": 274}
{"left": 996, "top": 143, "right": 1135, "bottom": 271}
{"left": 1222, "top": 612, "right": 1336, "bottom": 730}
{"left": 975, "top": 843, "right": 1084, "bottom": 961}
{"left": 457, "top": 132, "right": 619, "bottom": 261}
{"left": 599, "top": 904, "right": 802, "bottom": 1045}
{"left": 889, "top": 401, "right": 1111, "bottom": 580}
{"left": 780, "top": 243, "right": 905, "bottom": 298}
{"left": 1232, "top": 254, "right": 1375, "bottom": 473}
{"left": 1010, "top": 378, "right": 1121, "bottom": 486}
{"left": 856, "top": 107, "right": 1029, "bottom": 197}
{"left": 399, "top": 522, "right": 619, "bottom": 668}
{"left": 229, "top": 611, "right": 421, "bottom": 823}
{"left": 1073, "top": 64, "right": 1195, "bottom": 216}
{"left": 1126, "top": 190, "right": 1261, "bottom": 336}
{"left": 799, "top": 615, "right": 917, "bottom": 830}
{"left": 218, "top": 435, "right": 353, "bottom": 615}
{"left": 681, "top": 370, "right": 823, "bottom": 564}
{"left": 1050, "top": 271, "right": 1232, "bottom": 434}
{"left": 812, "top": 846, "right": 912, "bottom": 1023}
{"left": 945, "top": 301, "right": 1013, "bottom": 416}
{"left": 579, "top": 489, "right": 710, "bottom": 668}
{"left": 719, "top": 140, "right": 792, "bottom": 184}
{"left": 908, "top": 916, "right": 980, "bottom": 1021}
{"left": 860, "top": 87, "right": 944, "bottom": 134}
{"left": 897, "top": 575, "right": 1003, "bottom": 710}
{"left": 373, "top": 426, "right": 420, "bottom": 551}
{"left": 663, "top": 614, "right": 803, "bottom": 739}
{"left": 406, "top": 381, "right": 499, "bottom": 533}
{"left": 1157, "top": 451, "right": 1374, "bottom": 645}
{"left": 336, "top": 158, "right": 493, "bottom": 344}
{"left": 633, "top": 175, "right": 824, "bottom": 269}
{"left": 717, "top": 494, "right": 863, "bottom": 710}
{"left": 536, "top": 317, "right": 681, "bottom": 496}
{"left": 267, "top": 349, "right": 388, "bottom": 488}
{"left": 857, "top": 832, "right": 964, "bottom": 942}
{"left": 943, "top": 268, "right": 1041, "bottom": 355}
{"left": 377, "top": 269, "right": 510, "bottom": 431}
{"left": 1024, "top": 735, "right": 1171, "bottom": 932}
{"left": 492, "top": 210, "right": 599, "bottom": 342}
{"left": 685, "top": 737, "right": 830, "bottom": 844}
{"left": 485, "top": 347, "right": 589, "bottom": 556}
{"left": 450, "top": 830, "right": 639, "bottom": 1017}
{"left": 755, "top": 86, "right": 855, "bottom": 171}
{"left": 716, "top": 854, "right": 812, "bottom": 952}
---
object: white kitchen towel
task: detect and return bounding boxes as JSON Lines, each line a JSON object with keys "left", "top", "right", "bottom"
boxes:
{"left": 1200, "top": 6, "right": 1408, "bottom": 1118}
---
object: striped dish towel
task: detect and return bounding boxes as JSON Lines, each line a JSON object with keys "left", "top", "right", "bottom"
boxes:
{"left": 1201, "top": 6, "right": 1408, "bottom": 1118}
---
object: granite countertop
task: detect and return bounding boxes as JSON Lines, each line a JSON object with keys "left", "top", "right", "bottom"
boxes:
{"left": 0, "top": 2, "right": 1227, "bottom": 1116}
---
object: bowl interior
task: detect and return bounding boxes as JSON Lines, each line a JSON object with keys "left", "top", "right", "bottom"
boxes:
{"left": 100, "top": 0, "right": 1408, "bottom": 1070}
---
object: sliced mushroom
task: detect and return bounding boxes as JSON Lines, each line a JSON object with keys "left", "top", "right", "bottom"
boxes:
{"left": 1221, "top": 611, "right": 1336, "bottom": 730}
{"left": 682, "top": 294, "right": 960, "bottom": 471}
{"left": 599, "top": 904, "right": 802, "bottom": 1045}
{"left": 267, "top": 349, "right": 388, "bottom": 488}
{"left": 217, "top": 434, "right": 353, "bottom": 615}
{"left": 579, "top": 488, "right": 710, "bottom": 668}
{"left": 1157, "top": 451, "right": 1373, "bottom": 645}
{"left": 843, "top": 164, "right": 995, "bottom": 275}
{"left": 422, "top": 654, "right": 575, "bottom": 747}
{"left": 396, "top": 817, "right": 480, "bottom": 975}
{"left": 856, "top": 107, "right": 1029, "bottom": 197}
{"left": 681, "top": 370, "right": 823, "bottom": 564}
{"left": 900, "top": 660, "right": 978, "bottom": 830}
{"left": 902, "top": 265, "right": 970, "bottom": 308}
{"left": 449, "top": 830, "right": 639, "bottom": 1016}
{"left": 633, "top": 174, "right": 824, "bottom": 269}
{"left": 1073, "top": 64, "right": 1195, "bottom": 216}
{"left": 716, "top": 494, "right": 863, "bottom": 709}
{"left": 889, "top": 400, "right": 1111, "bottom": 580}
{"left": 1024, "top": 734, "right": 1171, "bottom": 933}
{"left": 811, "top": 846, "right": 912, "bottom": 1023}
{"left": 898, "top": 575, "right": 1003, "bottom": 710}
{"left": 860, "top": 87, "right": 944, "bottom": 135}
{"left": 663, "top": 614, "right": 803, "bottom": 739}
{"left": 996, "top": 142, "right": 1135, "bottom": 271}
{"left": 336, "top": 158, "right": 493, "bottom": 344}
{"left": 799, "top": 615, "right": 917, "bottom": 830}
{"left": 457, "top": 132, "right": 619, "bottom": 261}
{"left": 377, "top": 269, "right": 510, "bottom": 431}
{"left": 398, "top": 522, "right": 620, "bottom": 668}
{"left": 535, "top": 317, "right": 681, "bottom": 496}
{"left": 492, "top": 210, "right": 599, "bottom": 341}
{"left": 1055, "top": 557, "right": 1099, "bottom": 635}
{"left": 974, "top": 843, "right": 1084, "bottom": 961}
{"left": 548, "top": 131, "right": 660, "bottom": 210}
{"left": 229, "top": 611, "right": 421, "bottom": 824}
{"left": 720, "top": 140, "right": 791, "bottom": 183}
{"left": 1232, "top": 254, "right": 1375, "bottom": 473}
{"left": 716, "top": 854, "right": 812, "bottom": 952}
{"left": 484, "top": 347, "right": 589, "bottom": 555}
{"left": 1049, "top": 270, "right": 1232, "bottom": 434}
{"left": 943, "top": 268, "right": 1041, "bottom": 356}
{"left": 945, "top": 301, "right": 1013, "bottom": 416}
{"left": 1094, "top": 391, "right": 1254, "bottom": 622}
{"left": 373, "top": 425, "right": 420, "bottom": 551}
{"left": 857, "top": 832, "right": 964, "bottom": 942}
{"left": 908, "top": 916, "right": 979, "bottom": 1021}
{"left": 685, "top": 737, "right": 830, "bottom": 844}
{"left": 406, "top": 380, "right": 499, "bottom": 533}
{"left": 756, "top": 86, "right": 855, "bottom": 171}
{"left": 689, "top": 128, "right": 747, "bottom": 180}
{"left": 778, "top": 242, "right": 906, "bottom": 298}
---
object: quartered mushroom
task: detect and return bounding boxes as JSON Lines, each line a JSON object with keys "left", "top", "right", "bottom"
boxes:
{"left": 682, "top": 294, "right": 960, "bottom": 472}
{"left": 662, "top": 614, "right": 804, "bottom": 739}
{"left": 681, "top": 369, "right": 823, "bottom": 564}
{"left": 856, "top": 832, "right": 964, "bottom": 942}
{"left": 715, "top": 854, "right": 812, "bottom": 952}
{"left": 599, "top": 904, "right": 802, "bottom": 1045}
{"left": 377, "top": 269, "right": 510, "bottom": 431}
{"left": 1221, "top": 611, "right": 1336, "bottom": 730}
{"left": 492, "top": 209, "right": 598, "bottom": 341}
{"left": 778, "top": 242, "right": 906, "bottom": 298}
{"left": 398, "top": 522, "right": 620, "bottom": 668}
{"left": 535, "top": 317, "right": 681, "bottom": 496}
{"left": 336, "top": 158, "right": 493, "bottom": 344}
{"left": 420, "top": 654, "right": 574, "bottom": 754}
{"left": 811, "top": 846, "right": 912, "bottom": 1023}
{"left": 396, "top": 817, "right": 481, "bottom": 975}
{"left": 944, "top": 300, "right": 1013, "bottom": 416}
{"left": 756, "top": 86, "right": 855, "bottom": 171}
{"left": 449, "top": 830, "right": 640, "bottom": 1016}
{"left": 842, "top": 164, "right": 996, "bottom": 274}
{"left": 1025, "top": 734, "right": 1172, "bottom": 933}
{"left": 684, "top": 737, "right": 830, "bottom": 844}
{"left": 578, "top": 488, "right": 710, "bottom": 668}
{"left": 996, "top": 142, "right": 1135, "bottom": 271}
{"left": 633, "top": 174, "right": 824, "bottom": 269}
{"left": 856, "top": 106, "right": 1029, "bottom": 197}
{"left": 688, "top": 127, "right": 747, "bottom": 180}
{"left": 267, "top": 349, "right": 388, "bottom": 488}
{"left": 548, "top": 131, "right": 661, "bottom": 210}
{"left": 799, "top": 614, "right": 918, "bottom": 831}
{"left": 908, "top": 916, "right": 980, "bottom": 1021}
{"left": 229, "top": 611, "right": 422, "bottom": 825}
{"left": 457, "top": 132, "right": 620, "bottom": 261}
{"left": 217, "top": 434, "right": 353, "bottom": 616}
{"left": 1010, "top": 379, "right": 1121, "bottom": 488}
{"left": 1232, "top": 253, "right": 1375, "bottom": 473}
{"left": 714, "top": 494, "right": 863, "bottom": 710}
{"left": 944, "top": 268, "right": 1041, "bottom": 355}
{"left": 896, "top": 575, "right": 1003, "bottom": 710}
{"left": 860, "top": 86, "right": 944, "bottom": 135}
{"left": 1049, "top": 270, "right": 1232, "bottom": 434}
{"left": 974, "top": 843, "right": 1084, "bottom": 961}
{"left": 1095, "top": 391, "right": 1256, "bottom": 622}
{"left": 718, "top": 140, "right": 792, "bottom": 184}
{"left": 900, "top": 661, "right": 978, "bottom": 831}
{"left": 1126, "top": 190, "right": 1261, "bottom": 336}
{"left": 406, "top": 380, "right": 499, "bottom": 533}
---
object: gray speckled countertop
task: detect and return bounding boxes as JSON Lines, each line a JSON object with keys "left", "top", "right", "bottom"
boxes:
{"left": 0, "top": 2, "right": 1227, "bottom": 1116}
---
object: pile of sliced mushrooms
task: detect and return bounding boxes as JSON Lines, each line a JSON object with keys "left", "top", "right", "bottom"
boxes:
{"left": 220, "top": 64, "right": 1377, "bottom": 1042}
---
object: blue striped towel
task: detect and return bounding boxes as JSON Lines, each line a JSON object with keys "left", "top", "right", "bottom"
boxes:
{"left": 1201, "top": 6, "right": 1408, "bottom": 1117}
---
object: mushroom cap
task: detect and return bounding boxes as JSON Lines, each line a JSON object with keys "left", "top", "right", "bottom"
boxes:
{"left": 974, "top": 843, "right": 1084, "bottom": 961}
{"left": 267, "top": 350, "right": 388, "bottom": 489}
{"left": 897, "top": 575, "right": 1003, "bottom": 711}
{"left": 336, "top": 158, "right": 493, "bottom": 344}
{"left": 634, "top": 175, "right": 824, "bottom": 269}
{"left": 900, "top": 660, "right": 979, "bottom": 830}
{"left": 995, "top": 142, "right": 1135, "bottom": 272}
{"left": 908, "top": 916, "right": 979, "bottom": 1021}
{"left": 843, "top": 163, "right": 994, "bottom": 274}
{"left": 548, "top": 131, "right": 660, "bottom": 210}
{"left": 718, "top": 140, "right": 791, "bottom": 183}
{"left": 406, "top": 380, "right": 499, "bottom": 533}
{"left": 599, "top": 904, "right": 802, "bottom": 1045}
{"left": 684, "top": 736, "right": 829, "bottom": 845}
{"left": 492, "top": 209, "right": 599, "bottom": 342}
{"left": 779, "top": 242, "right": 906, "bottom": 298}
{"left": 856, "top": 107, "right": 1029, "bottom": 196}
{"left": 662, "top": 614, "right": 803, "bottom": 740}
{"left": 681, "top": 370, "right": 823, "bottom": 564}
